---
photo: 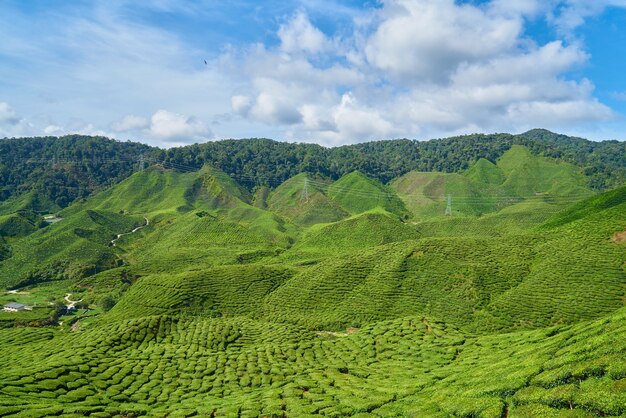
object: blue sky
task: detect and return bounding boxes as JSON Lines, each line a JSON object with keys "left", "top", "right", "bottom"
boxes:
{"left": 1, "top": 0, "right": 625, "bottom": 147}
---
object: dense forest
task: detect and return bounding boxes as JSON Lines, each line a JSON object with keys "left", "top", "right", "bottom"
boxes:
{"left": 0, "top": 136, "right": 151, "bottom": 210}
{"left": 1, "top": 129, "right": 625, "bottom": 212}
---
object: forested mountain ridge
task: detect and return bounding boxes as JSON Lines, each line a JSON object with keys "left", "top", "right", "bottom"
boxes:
{"left": 1, "top": 129, "right": 625, "bottom": 214}
{"left": 0, "top": 135, "right": 151, "bottom": 211}
{"left": 0, "top": 138, "right": 624, "bottom": 416}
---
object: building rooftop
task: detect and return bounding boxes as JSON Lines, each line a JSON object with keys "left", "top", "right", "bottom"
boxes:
{"left": 4, "top": 302, "right": 27, "bottom": 309}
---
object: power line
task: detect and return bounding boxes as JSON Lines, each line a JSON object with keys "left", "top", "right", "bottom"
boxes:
{"left": 300, "top": 177, "right": 309, "bottom": 203}
{"left": 445, "top": 194, "right": 452, "bottom": 216}
{"left": 9, "top": 155, "right": 601, "bottom": 204}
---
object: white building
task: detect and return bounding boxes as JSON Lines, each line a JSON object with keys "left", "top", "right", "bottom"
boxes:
{"left": 3, "top": 302, "right": 27, "bottom": 312}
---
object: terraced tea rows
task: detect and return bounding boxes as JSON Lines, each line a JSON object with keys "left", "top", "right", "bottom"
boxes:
{"left": 1, "top": 307, "right": 626, "bottom": 417}
{"left": 0, "top": 147, "right": 623, "bottom": 416}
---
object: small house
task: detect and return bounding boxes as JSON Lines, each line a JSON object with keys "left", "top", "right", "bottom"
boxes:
{"left": 3, "top": 302, "right": 27, "bottom": 312}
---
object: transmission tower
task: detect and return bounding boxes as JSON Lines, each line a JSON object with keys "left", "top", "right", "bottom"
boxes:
{"left": 138, "top": 155, "right": 145, "bottom": 172}
{"left": 300, "top": 177, "right": 310, "bottom": 203}
{"left": 444, "top": 194, "right": 452, "bottom": 216}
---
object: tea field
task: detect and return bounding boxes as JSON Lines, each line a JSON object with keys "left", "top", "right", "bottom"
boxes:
{"left": 0, "top": 145, "right": 624, "bottom": 416}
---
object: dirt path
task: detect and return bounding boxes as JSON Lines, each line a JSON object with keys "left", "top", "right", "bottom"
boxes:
{"left": 64, "top": 293, "right": 82, "bottom": 309}
{"left": 315, "top": 327, "right": 359, "bottom": 338}
{"left": 612, "top": 229, "right": 626, "bottom": 244}
{"left": 111, "top": 217, "right": 149, "bottom": 246}
{"left": 5, "top": 289, "right": 29, "bottom": 295}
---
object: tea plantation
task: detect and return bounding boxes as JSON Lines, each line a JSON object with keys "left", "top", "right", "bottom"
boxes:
{"left": 0, "top": 145, "right": 624, "bottom": 417}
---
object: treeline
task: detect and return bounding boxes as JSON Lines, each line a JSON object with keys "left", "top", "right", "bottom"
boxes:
{"left": 0, "top": 135, "right": 151, "bottom": 209}
{"left": 156, "top": 130, "right": 625, "bottom": 190}
{"left": 154, "top": 134, "right": 516, "bottom": 188}
{"left": 518, "top": 129, "right": 626, "bottom": 190}
{"left": 1, "top": 130, "right": 625, "bottom": 211}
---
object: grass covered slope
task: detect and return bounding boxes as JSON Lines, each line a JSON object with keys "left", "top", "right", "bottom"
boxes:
{"left": 327, "top": 171, "right": 409, "bottom": 218}
{"left": 268, "top": 173, "right": 348, "bottom": 226}
{"left": 392, "top": 144, "right": 594, "bottom": 219}
{"left": 292, "top": 211, "right": 419, "bottom": 254}
{"left": 498, "top": 145, "right": 591, "bottom": 197}
{"left": 0, "top": 209, "right": 144, "bottom": 289}
{"left": 0, "top": 154, "right": 623, "bottom": 416}
{"left": 0, "top": 211, "right": 44, "bottom": 238}
{"left": 1, "top": 306, "right": 625, "bottom": 417}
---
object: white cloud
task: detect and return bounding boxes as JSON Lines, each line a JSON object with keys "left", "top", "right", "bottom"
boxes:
{"left": 111, "top": 115, "right": 150, "bottom": 132}
{"left": 278, "top": 12, "right": 330, "bottom": 55}
{"left": 0, "top": 102, "right": 21, "bottom": 125}
{"left": 1, "top": 1, "right": 625, "bottom": 145}
{"left": 223, "top": 0, "right": 617, "bottom": 144}
{"left": 610, "top": 91, "right": 626, "bottom": 101}
{"left": 231, "top": 95, "right": 252, "bottom": 116}
{"left": 0, "top": 2, "right": 232, "bottom": 146}
{"left": 548, "top": 1, "right": 626, "bottom": 32}
{"left": 364, "top": 0, "right": 522, "bottom": 83}
{"left": 43, "top": 125, "right": 63, "bottom": 135}
{"left": 148, "top": 109, "right": 211, "bottom": 141}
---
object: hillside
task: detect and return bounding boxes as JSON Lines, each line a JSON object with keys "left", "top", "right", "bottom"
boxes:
{"left": 268, "top": 173, "right": 348, "bottom": 226}
{"left": 1, "top": 130, "right": 624, "bottom": 214}
{"left": 392, "top": 144, "right": 593, "bottom": 219}
{"left": 0, "top": 138, "right": 623, "bottom": 416}
{"left": 327, "top": 171, "right": 409, "bottom": 218}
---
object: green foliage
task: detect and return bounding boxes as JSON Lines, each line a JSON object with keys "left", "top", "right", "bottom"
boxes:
{"left": 392, "top": 145, "right": 594, "bottom": 220}
{"left": 0, "top": 211, "right": 44, "bottom": 238}
{"left": 100, "top": 294, "right": 117, "bottom": 312}
{"left": 0, "top": 209, "right": 144, "bottom": 288}
{"left": 327, "top": 171, "right": 409, "bottom": 218}
{"left": 0, "top": 135, "right": 151, "bottom": 212}
{"left": 540, "top": 184, "right": 626, "bottom": 229}
{"left": 0, "top": 134, "right": 624, "bottom": 416}
{"left": 268, "top": 173, "right": 348, "bottom": 226}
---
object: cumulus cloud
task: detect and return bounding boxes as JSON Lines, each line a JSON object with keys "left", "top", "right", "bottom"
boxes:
{"left": 43, "top": 125, "right": 63, "bottom": 135}
{"left": 2, "top": 1, "right": 624, "bottom": 145}
{"left": 548, "top": 0, "right": 626, "bottom": 32}
{"left": 111, "top": 115, "right": 149, "bottom": 132}
{"left": 278, "top": 11, "right": 330, "bottom": 55}
{"left": 224, "top": 0, "right": 618, "bottom": 144}
{"left": 0, "top": 102, "right": 21, "bottom": 125}
{"left": 148, "top": 109, "right": 211, "bottom": 141}
{"left": 364, "top": 0, "right": 522, "bottom": 83}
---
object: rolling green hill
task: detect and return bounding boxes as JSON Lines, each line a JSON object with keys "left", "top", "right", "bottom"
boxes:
{"left": 393, "top": 144, "right": 594, "bottom": 220}
{"left": 268, "top": 173, "right": 348, "bottom": 226}
{"left": 0, "top": 137, "right": 623, "bottom": 417}
{"left": 327, "top": 171, "right": 409, "bottom": 218}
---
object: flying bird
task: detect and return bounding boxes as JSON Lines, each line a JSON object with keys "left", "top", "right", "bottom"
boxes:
{"left": 204, "top": 60, "right": 207, "bottom": 65}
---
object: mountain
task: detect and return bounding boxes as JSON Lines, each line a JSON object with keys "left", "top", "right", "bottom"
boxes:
{"left": 2, "top": 130, "right": 624, "bottom": 214}
{"left": 392, "top": 144, "right": 594, "bottom": 219}
{"left": 0, "top": 134, "right": 624, "bottom": 416}
{"left": 268, "top": 173, "right": 348, "bottom": 226}
{"left": 327, "top": 171, "right": 409, "bottom": 218}
{"left": 0, "top": 135, "right": 152, "bottom": 213}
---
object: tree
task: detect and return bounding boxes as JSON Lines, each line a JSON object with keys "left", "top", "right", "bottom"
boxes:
{"left": 100, "top": 294, "right": 117, "bottom": 312}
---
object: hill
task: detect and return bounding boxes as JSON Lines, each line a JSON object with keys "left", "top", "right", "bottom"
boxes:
{"left": 268, "top": 173, "right": 348, "bottom": 226}
{"left": 392, "top": 144, "right": 594, "bottom": 219}
{"left": 2, "top": 130, "right": 624, "bottom": 213}
{"left": 0, "top": 209, "right": 144, "bottom": 289}
{"left": 327, "top": 171, "right": 409, "bottom": 218}
{"left": 0, "top": 134, "right": 624, "bottom": 416}
{"left": 0, "top": 135, "right": 152, "bottom": 213}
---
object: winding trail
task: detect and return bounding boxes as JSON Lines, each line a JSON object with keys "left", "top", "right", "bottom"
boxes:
{"left": 111, "top": 217, "right": 149, "bottom": 246}
{"left": 64, "top": 293, "right": 82, "bottom": 310}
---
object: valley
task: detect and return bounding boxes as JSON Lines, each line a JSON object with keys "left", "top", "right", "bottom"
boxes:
{"left": 0, "top": 136, "right": 624, "bottom": 417}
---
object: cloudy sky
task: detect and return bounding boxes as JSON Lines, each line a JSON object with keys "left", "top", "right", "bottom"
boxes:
{"left": 1, "top": 0, "right": 626, "bottom": 147}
